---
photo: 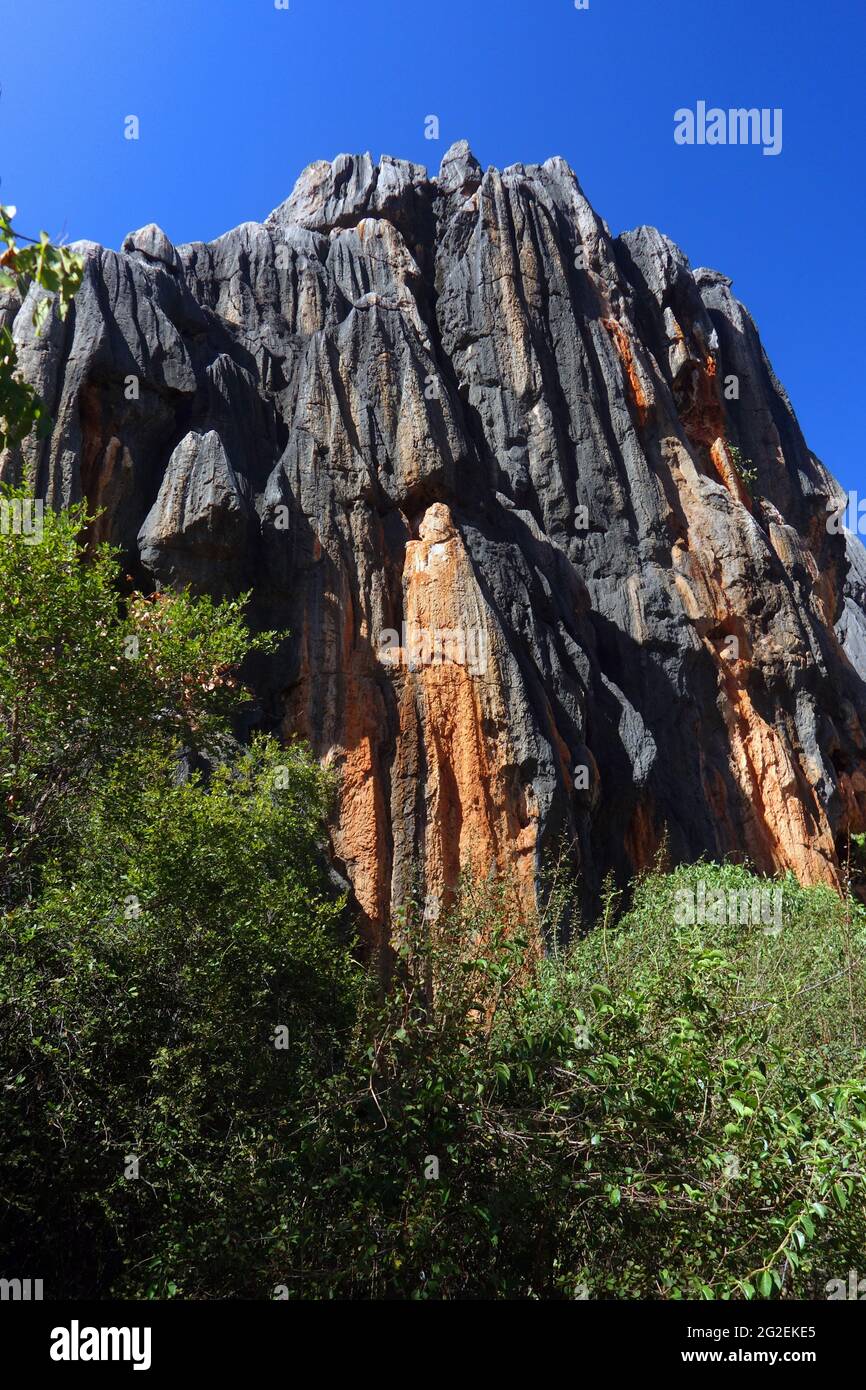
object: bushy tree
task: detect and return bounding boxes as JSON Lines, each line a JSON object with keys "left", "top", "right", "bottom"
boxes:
{"left": 0, "top": 497, "right": 356, "bottom": 1297}
{"left": 271, "top": 865, "right": 866, "bottom": 1300}
{"left": 0, "top": 740, "right": 355, "bottom": 1298}
{"left": 0, "top": 491, "right": 267, "bottom": 902}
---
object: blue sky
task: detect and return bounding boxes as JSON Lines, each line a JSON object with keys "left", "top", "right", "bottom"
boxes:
{"left": 2, "top": 0, "right": 862, "bottom": 493}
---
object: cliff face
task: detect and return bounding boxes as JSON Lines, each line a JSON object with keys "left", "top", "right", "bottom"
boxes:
{"left": 4, "top": 142, "right": 866, "bottom": 932}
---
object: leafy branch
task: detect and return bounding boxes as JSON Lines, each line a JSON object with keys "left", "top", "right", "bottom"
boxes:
{"left": 0, "top": 205, "right": 84, "bottom": 452}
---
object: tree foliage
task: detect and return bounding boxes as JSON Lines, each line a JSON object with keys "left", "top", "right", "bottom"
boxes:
{"left": 0, "top": 206, "right": 83, "bottom": 452}
{"left": 0, "top": 491, "right": 272, "bottom": 904}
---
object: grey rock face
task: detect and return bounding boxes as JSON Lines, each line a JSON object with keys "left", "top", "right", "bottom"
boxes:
{"left": 438, "top": 140, "right": 482, "bottom": 196}
{"left": 4, "top": 147, "right": 866, "bottom": 932}
{"left": 120, "top": 224, "right": 181, "bottom": 273}
{"left": 138, "top": 429, "right": 255, "bottom": 592}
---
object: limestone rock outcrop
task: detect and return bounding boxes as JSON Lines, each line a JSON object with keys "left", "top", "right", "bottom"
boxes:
{"left": 4, "top": 145, "right": 866, "bottom": 932}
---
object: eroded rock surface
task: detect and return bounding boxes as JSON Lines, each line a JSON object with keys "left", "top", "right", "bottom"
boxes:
{"left": 5, "top": 145, "right": 866, "bottom": 932}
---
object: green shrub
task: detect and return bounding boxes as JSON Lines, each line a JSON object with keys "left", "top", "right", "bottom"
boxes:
{"left": 0, "top": 489, "right": 271, "bottom": 906}
{"left": 727, "top": 442, "right": 759, "bottom": 496}
{"left": 0, "top": 496, "right": 356, "bottom": 1297}
{"left": 0, "top": 739, "right": 357, "bottom": 1298}
{"left": 271, "top": 865, "right": 866, "bottom": 1300}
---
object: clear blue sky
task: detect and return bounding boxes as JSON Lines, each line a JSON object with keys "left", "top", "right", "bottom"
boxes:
{"left": 2, "top": 0, "right": 862, "bottom": 494}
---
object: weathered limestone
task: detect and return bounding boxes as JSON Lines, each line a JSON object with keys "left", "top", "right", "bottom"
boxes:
{"left": 4, "top": 145, "right": 865, "bottom": 932}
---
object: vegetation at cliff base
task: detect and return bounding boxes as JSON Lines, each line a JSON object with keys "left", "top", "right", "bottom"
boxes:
{"left": 0, "top": 206, "right": 83, "bottom": 453}
{"left": 1, "top": 499, "right": 864, "bottom": 1300}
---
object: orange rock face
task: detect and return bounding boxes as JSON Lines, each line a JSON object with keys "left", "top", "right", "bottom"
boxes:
{"left": 282, "top": 502, "right": 542, "bottom": 936}
{"left": 603, "top": 318, "right": 652, "bottom": 429}
{"left": 396, "top": 503, "right": 538, "bottom": 917}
